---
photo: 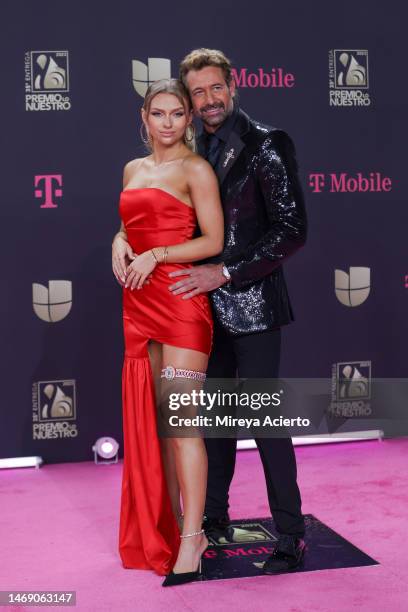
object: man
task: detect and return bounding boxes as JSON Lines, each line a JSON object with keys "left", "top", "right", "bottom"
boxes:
{"left": 167, "top": 48, "right": 307, "bottom": 574}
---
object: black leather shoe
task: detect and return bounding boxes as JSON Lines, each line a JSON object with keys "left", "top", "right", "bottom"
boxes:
{"left": 263, "top": 534, "right": 306, "bottom": 574}
{"left": 202, "top": 513, "right": 230, "bottom": 536}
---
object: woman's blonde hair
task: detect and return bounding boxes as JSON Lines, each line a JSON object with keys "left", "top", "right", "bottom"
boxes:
{"left": 141, "top": 78, "right": 196, "bottom": 152}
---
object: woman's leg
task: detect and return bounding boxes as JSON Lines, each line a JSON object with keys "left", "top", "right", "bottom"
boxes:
{"left": 147, "top": 340, "right": 182, "bottom": 527}
{"left": 159, "top": 344, "right": 209, "bottom": 573}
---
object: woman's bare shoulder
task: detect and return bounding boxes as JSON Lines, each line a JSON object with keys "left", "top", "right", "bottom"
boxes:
{"left": 183, "top": 153, "right": 214, "bottom": 179}
{"left": 123, "top": 156, "right": 149, "bottom": 173}
{"left": 123, "top": 156, "right": 150, "bottom": 184}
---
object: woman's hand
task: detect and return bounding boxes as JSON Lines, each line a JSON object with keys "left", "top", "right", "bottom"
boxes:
{"left": 112, "top": 234, "right": 136, "bottom": 286}
{"left": 125, "top": 250, "right": 157, "bottom": 290}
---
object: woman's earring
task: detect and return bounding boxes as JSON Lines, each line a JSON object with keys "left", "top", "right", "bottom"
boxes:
{"left": 185, "top": 124, "right": 195, "bottom": 142}
{"left": 140, "top": 123, "right": 150, "bottom": 145}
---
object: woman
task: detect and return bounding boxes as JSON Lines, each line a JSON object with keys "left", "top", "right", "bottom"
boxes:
{"left": 112, "top": 78, "right": 224, "bottom": 586}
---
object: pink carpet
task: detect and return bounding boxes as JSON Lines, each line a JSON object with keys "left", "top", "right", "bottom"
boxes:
{"left": 1, "top": 438, "right": 407, "bottom": 611}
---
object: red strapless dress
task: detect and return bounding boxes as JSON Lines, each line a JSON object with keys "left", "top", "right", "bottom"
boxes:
{"left": 118, "top": 187, "right": 213, "bottom": 575}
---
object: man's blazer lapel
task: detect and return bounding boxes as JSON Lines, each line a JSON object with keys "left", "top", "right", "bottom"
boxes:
{"left": 197, "top": 108, "right": 250, "bottom": 185}
{"left": 215, "top": 131, "right": 245, "bottom": 185}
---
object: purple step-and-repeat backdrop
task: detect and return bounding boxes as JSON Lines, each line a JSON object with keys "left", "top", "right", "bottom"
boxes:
{"left": 2, "top": 1, "right": 407, "bottom": 462}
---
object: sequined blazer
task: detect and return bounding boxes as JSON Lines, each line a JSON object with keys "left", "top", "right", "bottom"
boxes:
{"left": 197, "top": 108, "right": 307, "bottom": 336}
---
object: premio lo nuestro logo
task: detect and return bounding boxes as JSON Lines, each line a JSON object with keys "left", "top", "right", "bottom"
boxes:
{"left": 32, "top": 280, "right": 72, "bottom": 322}
{"left": 335, "top": 361, "right": 371, "bottom": 401}
{"left": 32, "top": 379, "right": 78, "bottom": 439}
{"left": 329, "top": 361, "right": 372, "bottom": 417}
{"left": 335, "top": 267, "right": 370, "bottom": 307}
{"left": 328, "top": 49, "right": 371, "bottom": 107}
{"left": 132, "top": 58, "right": 171, "bottom": 97}
{"left": 25, "top": 50, "right": 71, "bottom": 111}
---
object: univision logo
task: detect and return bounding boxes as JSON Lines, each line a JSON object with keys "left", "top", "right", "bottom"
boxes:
{"left": 32, "top": 280, "right": 72, "bottom": 322}
{"left": 335, "top": 267, "right": 370, "bottom": 307}
{"left": 132, "top": 58, "right": 171, "bottom": 97}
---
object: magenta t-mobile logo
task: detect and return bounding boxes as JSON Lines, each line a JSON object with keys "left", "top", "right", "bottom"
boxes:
{"left": 309, "top": 174, "right": 326, "bottom": 193}
{"left": 308, "top": 172, "right": 392, "bottom": 193}
{"left": 34, "top": 175, "right": 63, "bottom": 208}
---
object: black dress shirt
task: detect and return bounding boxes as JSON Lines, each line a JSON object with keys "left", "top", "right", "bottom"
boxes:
{"left": 202, "top": 101, "right": 239, "bottom": 169}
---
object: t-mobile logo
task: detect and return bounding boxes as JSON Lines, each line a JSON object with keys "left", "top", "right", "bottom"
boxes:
{"left": 309, "top": 174, "right": 326, "bottom": 193}
{"left": 34, "top": 175, "right": 63, "bottom": 208}
{"left": 309, "top": 172, "right": 392, "bottom": 193}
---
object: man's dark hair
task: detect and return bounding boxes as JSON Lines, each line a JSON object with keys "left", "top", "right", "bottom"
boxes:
{"left": 179, "top": 48, "right": 233, "bottom": 87}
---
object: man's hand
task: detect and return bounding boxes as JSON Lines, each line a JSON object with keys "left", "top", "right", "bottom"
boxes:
{"left": 168, "top": 263, "right": 229, "bottom": 299}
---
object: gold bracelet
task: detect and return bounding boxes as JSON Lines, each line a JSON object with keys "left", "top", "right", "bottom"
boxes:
{"left": 150, "top": 249, "right": 158, "bottom": 263}
{"left": 163, "top": 246, "right": 168, "bottom": 264}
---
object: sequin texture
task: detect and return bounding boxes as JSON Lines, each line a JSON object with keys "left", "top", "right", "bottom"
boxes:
{"left": 201, "top": 112, "right": 307, "bottom": 336}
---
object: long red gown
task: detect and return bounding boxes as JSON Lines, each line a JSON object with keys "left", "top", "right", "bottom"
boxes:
{"left": 118, "top": 187, "right": 213, "bottom": 575}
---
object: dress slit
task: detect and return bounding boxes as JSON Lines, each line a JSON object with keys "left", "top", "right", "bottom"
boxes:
{"left": 118, "top": 342, "right": 180, "bottom": 575}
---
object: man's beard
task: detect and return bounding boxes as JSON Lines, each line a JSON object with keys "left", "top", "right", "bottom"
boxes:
{"left": 199, "top": 102, "right": 231, "bottom": 128}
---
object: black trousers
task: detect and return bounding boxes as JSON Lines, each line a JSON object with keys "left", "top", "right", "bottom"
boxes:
{"left": 205, "top": 320, "right": 305, "bottom": 537}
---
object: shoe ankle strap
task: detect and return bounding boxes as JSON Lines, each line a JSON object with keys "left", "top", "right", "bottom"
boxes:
{"left": 180, "top": 528, "right": 204, "bottom": 538}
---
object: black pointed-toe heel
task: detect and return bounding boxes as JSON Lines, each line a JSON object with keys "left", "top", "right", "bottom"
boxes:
{"left": 162, "top": 529, "right": 206, "bottom": 587}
